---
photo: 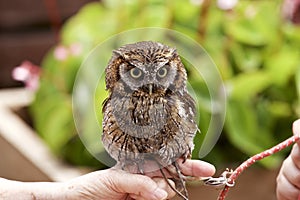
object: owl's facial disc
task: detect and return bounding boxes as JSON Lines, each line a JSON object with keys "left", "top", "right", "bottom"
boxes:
{"left": 119, "top": 60, "right": 176, "bottom": 95}
{"left": 137, "top": 64, "right": 175, "bottom": 95}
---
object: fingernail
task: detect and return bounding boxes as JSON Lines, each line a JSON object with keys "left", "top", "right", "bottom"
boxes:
{"left": 200, "top": 162, "right": 216, "bottom": 175}
{"left": 153, "top": 188, "right": 168, "bottom": 200}
{"left": 203, "top": 162, "right": 215, "bottom": 169}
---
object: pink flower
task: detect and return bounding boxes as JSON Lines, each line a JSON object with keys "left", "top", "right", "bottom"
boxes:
{"left": 283, "top": 0, "right": 300, "bottom": 24}
{"left": 70, "top": 43, "right": 82, "bottom": 56}
{"left": 53, "top": 43, "right": 82, "bottom": 61}
{"left": 217, "top": 0, "right": 238, "bottom": 10}
{"left": 54, "top": 45, "right": 69, "bottom": 61}
{"left": 12, "top": 61, "right": 41, "bottom": 91}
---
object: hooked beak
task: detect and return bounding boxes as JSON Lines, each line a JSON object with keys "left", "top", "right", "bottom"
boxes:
{"left": 149, "top": 84, "right": 153, "bottom": 95}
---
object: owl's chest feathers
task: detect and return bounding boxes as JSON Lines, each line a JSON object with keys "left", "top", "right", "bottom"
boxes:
{"left": 129, "top": 94, "right": 167, "bottom": 126}
{"left": 103, "top": 89, "right": 197, "bottom": 161}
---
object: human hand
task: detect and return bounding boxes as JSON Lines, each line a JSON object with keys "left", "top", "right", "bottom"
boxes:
{"left": 66, "top": 159, "right": 215, "bottom": 200}
{"left": 276, "top": 119, "right": 300, "bottom": 200}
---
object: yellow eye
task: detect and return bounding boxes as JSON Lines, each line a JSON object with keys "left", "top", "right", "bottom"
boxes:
{"left": 130, "top": 68, "right": 142, "bottom": 78}
{"left": 157, "top": 67, "right": 168, "bottom": 78}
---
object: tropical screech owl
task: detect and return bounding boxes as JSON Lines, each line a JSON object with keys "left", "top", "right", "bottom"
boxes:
{"left": 102, "top": 41, "right": 198, "bottom": 199}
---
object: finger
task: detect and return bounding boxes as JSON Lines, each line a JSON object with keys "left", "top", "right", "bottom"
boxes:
{"left": 178, "top": 159, "right": 216, "bottom": 177}
{"left": 281, "top": 155, "right": 300, "bottom": 189}
{"left": 108, "top": 169, "right": 168, "bottom": 200}
{"left": 276, "top": 166, "right": 299, "bottom": 200}
{"left": 128, "top": 193, "right": 146, "bottom": 200}
{"left": 293, "top": 119, "right": 300, "bottom": 146}
{"left": 290, "top": 144, "right": 300, "bottom": 169}
{"left": 145, "top": 159, "right": 215, "bottom": 178}
{"left": 152, "top": 177, "right": 176, "bottom": 199}
{"left": 128, "top": 178, "right": 175, "bottom": 200}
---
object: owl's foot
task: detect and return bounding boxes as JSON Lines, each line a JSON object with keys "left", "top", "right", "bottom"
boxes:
{"left": 182, "top": 149, "right": 192, "bottom": 164}
{"left": 116, "top": 159, "right": 146, "bottom": 174}
{"left": 159, "top": 167, "right": 189, "bottom": 200}
{"left": 156, "top": 160, "right": 190, "bottom": 200}
{"left": 137, "top": 161, "right": 145, "bottom": 174}
{"left": 172, "top": 161, "right": 189, "bottom": 199}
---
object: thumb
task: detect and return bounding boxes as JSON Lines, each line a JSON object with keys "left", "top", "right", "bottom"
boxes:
{"left": 109, "top": 169, "right": 168, "bottom": 200}
{"left": 293, "top": 119, "right": 300, "bottom": 145}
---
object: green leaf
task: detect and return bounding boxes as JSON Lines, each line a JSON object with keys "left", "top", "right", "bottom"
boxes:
{"left": 296, "top": 66, "right": 300, "bottom": 117}
{"left": 283, "top": 24, "right": 300, "bottom": 46}
{"left": 133, "top": 5, "right": 171, "bottom": 27}
{"left": 43, "top": 101, "right": 74, "bottom": 153}
{"left": 225, "top": 19, "right": 267, "bottom": 46}
{"left": 230, "top": 43, "right": 263, "bottom": 72}
{"left": 225, "top": 99, "right": 282, "bottom": 168}
{"left": 265, "top": 47, "right": 299, "bottom": 86}
{"left": 226, "top": 71, "right": 271, "bottom": 100}
{"left": 224, "top": 1, "right": 280, "bottom": 46}
{"left": 267, "top": 101, "right": 292, "bottom": 118}
{"left": 173, "top": 0, "right": 199, "bottom": 27}
{"left": 297, "top": 67, "right": 300, "bottom": 101}
{"left": 61, "top": 2, "right": 121, "bottom": 48}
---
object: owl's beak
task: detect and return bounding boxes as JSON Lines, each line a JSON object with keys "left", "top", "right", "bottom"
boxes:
{"left": 149, "top": 84, "right": 153, "bottom": 95}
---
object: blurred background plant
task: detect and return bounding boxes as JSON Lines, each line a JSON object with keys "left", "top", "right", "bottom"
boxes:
{"left": 28, "top": 0, "right": 300, "bottom": 169}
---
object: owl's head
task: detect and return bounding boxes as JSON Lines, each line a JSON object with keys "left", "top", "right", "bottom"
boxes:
{"left": 105, "top": 41, "right": 187, "bottom": 95}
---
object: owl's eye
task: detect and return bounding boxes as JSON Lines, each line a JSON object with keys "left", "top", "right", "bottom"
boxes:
{"left": 157, "top": 67, "right": 168, "bottom": 78}
{"left": 130, "top": 68, "right": 142, "bottom": 78}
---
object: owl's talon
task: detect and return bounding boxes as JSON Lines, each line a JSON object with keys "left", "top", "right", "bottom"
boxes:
{"left": 181, "top": 150, "right": 191, "bottom": 164}
{"left": 137, "top": 162, "right": 145, "bottom": 174}
{"left": 120, "top": 163, "right": 125, "bottom": 171}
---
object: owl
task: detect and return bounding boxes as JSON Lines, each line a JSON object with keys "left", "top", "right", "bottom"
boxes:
{"left": 102, "top": 41, "right": 198, "bottom": 199}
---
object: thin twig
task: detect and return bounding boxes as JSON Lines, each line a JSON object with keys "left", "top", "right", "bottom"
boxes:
{"left": 43, "top": 0, "right": 62, "bottom": 42}
{"left": 218, "top": 134, "right": 300, "bottom": 200}
{"left": 197, "top": 0, "right": 212, "bottom": 42}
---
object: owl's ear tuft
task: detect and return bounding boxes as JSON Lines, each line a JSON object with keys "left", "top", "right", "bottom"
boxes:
{"left": 170, "top": 47, "right": 177, "bottom": 54}
{"left": 112, "top": 50, "right": 122, "bottom": 57}
{"left": 113, "top": 50, "right": 131, "bottom": 60}
{"left": 166, "top": 47, "right": 177, "bottom": 58}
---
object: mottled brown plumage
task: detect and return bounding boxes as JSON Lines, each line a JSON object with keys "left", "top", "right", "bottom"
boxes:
{"left": 102, "top": 41, "right": 198, "bottom": 199}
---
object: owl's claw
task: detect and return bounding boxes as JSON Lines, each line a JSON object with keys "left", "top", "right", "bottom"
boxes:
{"left": 181, "top": 150, "right": 191, "bottom": 164}
{"left": 137, "top": 162, "right": 145, "bottom": 174}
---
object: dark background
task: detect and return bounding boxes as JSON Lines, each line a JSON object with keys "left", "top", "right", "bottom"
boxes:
{"left": 0, "top": 0, "right": 97, "bottom": 88}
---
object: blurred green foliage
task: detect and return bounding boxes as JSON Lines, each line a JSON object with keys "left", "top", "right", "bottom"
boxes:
{"left": 30, "top": 0, "right": 300, "bottom": 168}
